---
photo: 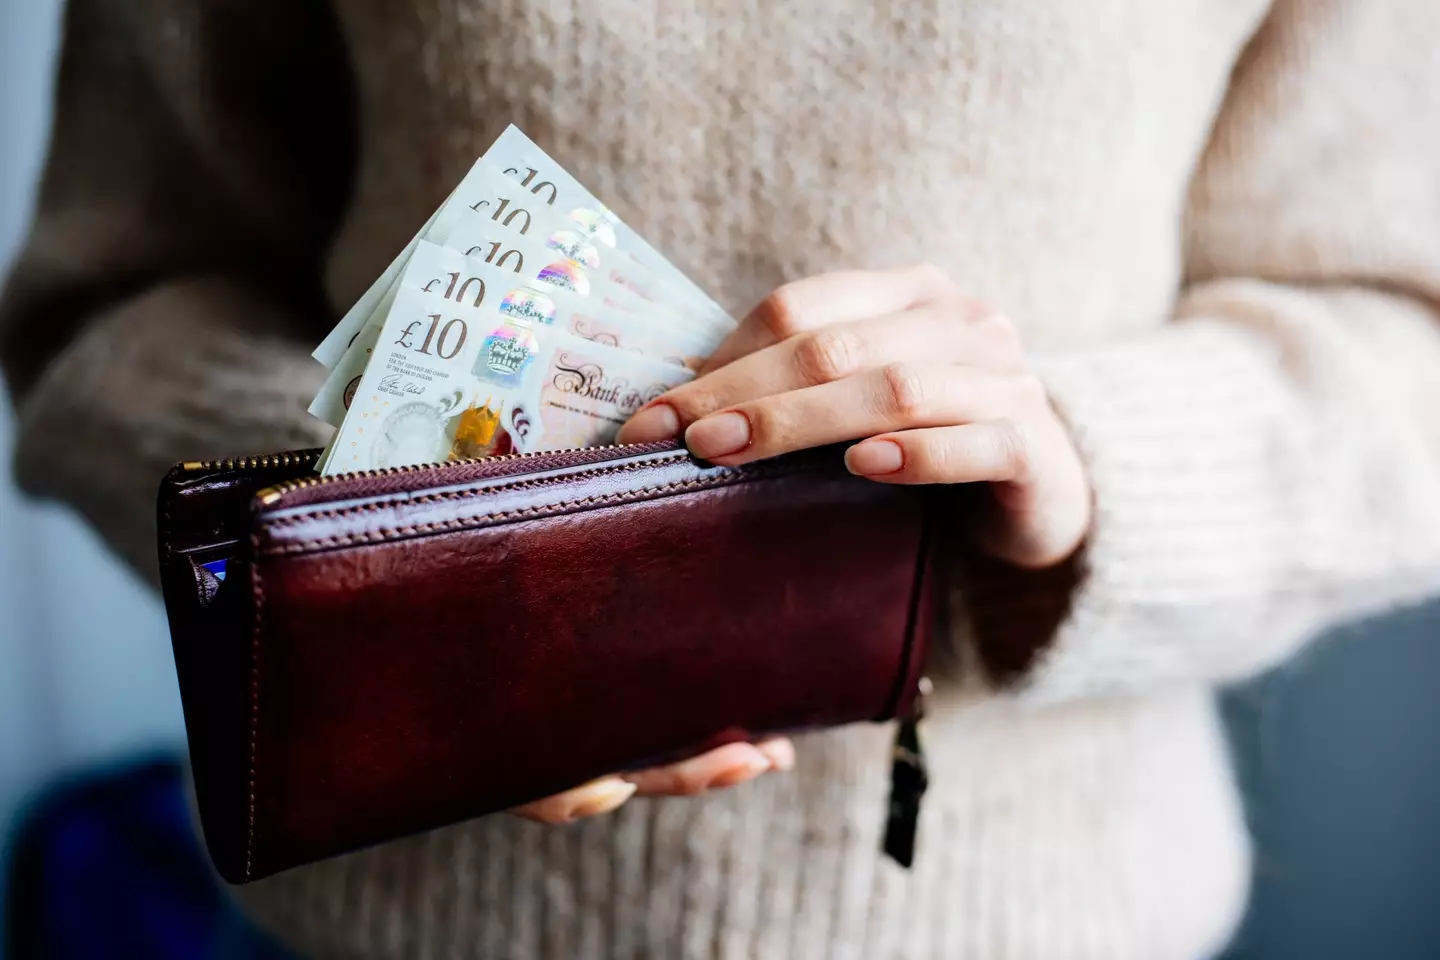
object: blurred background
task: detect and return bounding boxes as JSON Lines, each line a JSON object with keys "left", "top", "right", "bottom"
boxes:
{"left": 0, "top": 1, "right": 209, "bottom": 956}
{"left": 3, "top": 2, "right": 1440, "bottom": 958}
{"left": 0, "top": 0, "right": 184, "bottom": 899}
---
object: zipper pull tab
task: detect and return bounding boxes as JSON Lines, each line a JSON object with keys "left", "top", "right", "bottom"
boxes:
{"left": 883, "top": 676, "right": 931, "bottom": 869}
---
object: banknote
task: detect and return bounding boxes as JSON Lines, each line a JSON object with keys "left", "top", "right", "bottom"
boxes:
{"left": 316, "top": 133, "right": 732, "bottom": 371}
{"left": 311, "top": 125, "right": 734, "bottom": 474}
{"left": 307, "top": 270, "right": 480, "bottom": 431}
{"left": 436, "top": 205, "right": 724, "bottom": 336}
{"left": 444, "top": 207, "right": 731, "bottom": 343}
{"left": 325, "top": 284, "right": 530, "bottom": 474}
{"left": 310, "top": 231, "right": 720, "bottom": 429}
{"left": 314, "top": 157, "right": 581, "bottom": 369}
{"left": 313, "top": 165, "right": 686, "bottom": 419}
{"left": 510, "top": 332, "right": 696, "bottom": 454}
{"left": 483, "top": 125, "right": 734, "bottom": 332}
{"left": 441, "top": 206, "right": 656, "bottom": 314}
{"left": 324, "top": 284, "right": 693, "bottom": 475}
{"left": 307, "top": 201, "right": 584, "bottom": 430}
{"left": 410, "top": 240, "right": 722, "bottom": 367}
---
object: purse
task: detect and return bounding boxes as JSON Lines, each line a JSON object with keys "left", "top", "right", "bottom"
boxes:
{"left": 156, "top": 441, "right": 937, "bottom": 884}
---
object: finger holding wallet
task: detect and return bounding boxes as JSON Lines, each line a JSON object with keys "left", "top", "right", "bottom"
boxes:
{"left": 619, "top": 264, "right": 1094, "bottom": 571}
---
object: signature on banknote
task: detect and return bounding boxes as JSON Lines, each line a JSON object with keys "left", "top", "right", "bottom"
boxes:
{"left": 378, "top": 374, "right": 426, "bottom": 397}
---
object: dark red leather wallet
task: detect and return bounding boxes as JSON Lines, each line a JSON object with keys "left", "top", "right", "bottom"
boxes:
{"left": 156, "top": 441, "right": 936, "bottom": 884}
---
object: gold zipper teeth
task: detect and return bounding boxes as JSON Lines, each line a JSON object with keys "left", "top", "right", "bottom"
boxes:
{"left": 253, "top": 443, "right": 632, "bottom": 506}
{"left": 182, "top": 451, "right": 319, "bottom": 472}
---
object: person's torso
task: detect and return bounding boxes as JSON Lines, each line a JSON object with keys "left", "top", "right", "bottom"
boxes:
{"left": 278, "top": 4, "right": 1270, "bottom": 956}
{"left": 325, "top": 0, "right": 1267, "bottom": 349}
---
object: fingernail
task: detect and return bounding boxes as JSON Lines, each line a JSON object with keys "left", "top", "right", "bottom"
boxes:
{"left": 757, "top": 740, "right": 796, "bottom": 772}
{"left": 706, "top": 752, "right": 772, "bottom": 790}
{"left": 619, "top": 403, "right": 680, "bottom": 443}
{"left": 686, "top": 412, "right": 751, "bottom": 460}
{"left": 846, "top": 440, "right": 904, "bottom": 476}
{"left": 567, "top": 780, "right": 638, "bottom": 821}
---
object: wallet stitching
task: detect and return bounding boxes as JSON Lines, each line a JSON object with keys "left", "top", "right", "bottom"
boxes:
{"left": 261, "top": 453, "right": 705, "bottom": 529}
{"left": 246, "top": 529, "right": 264, "bottom": 881}
{"left": 258, "top": 460, "right": 817, "bottom": 556}
{"left": 264, "top": 455, "right": 692, "bottom": 528}
{"left": 260, "top": 452, "right": 814, "bottom": 528}
{"left": 266, "top": 471, "right": 788, "bottom": 555}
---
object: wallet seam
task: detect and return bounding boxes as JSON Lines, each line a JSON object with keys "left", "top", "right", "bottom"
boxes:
{"left": 256, "top": 459, "right": 815, "bottom": 557}
{"left": 246, "top": 528, "right": 264, "bottom": 882}
{"left": 876, "top": 504, "right": 934, "bottom": 721}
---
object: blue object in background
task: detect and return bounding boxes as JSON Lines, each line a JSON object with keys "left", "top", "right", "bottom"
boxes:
{"left": 4, "top": 758, "right": 290, "bottom": 960}
{"left": 1219, "top": 601, "right": 1440, "bottom": 960}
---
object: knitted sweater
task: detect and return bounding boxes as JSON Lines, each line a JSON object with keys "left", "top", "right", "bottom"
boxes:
{"left": 5, "top": 0, "right": 1440, "bottom": 957}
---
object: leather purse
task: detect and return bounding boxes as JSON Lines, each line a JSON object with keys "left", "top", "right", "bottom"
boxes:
{"left": 156, "top": 441, "right": 936, "bottom": 884}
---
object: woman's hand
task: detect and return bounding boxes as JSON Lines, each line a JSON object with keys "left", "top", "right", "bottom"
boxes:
{"left": 514, "top": 265, "right": 1089, "bottom": 825}
{"left": 511, "top": 737, "right": 794, "bottom": 824}
{"left": 618, "top": 265, "right": 1093, "bottom": 569}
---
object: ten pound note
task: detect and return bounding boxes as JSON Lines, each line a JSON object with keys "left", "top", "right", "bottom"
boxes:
{"left": 311, "top": 126, "right": 730, "bottom": 474}
{"left": 327, "top": 283, "right": 694, "bottom": 472}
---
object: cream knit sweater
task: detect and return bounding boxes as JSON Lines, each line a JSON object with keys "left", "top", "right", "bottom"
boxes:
{"left": 5, "top": 0, "right": 1440, "bottom": 957}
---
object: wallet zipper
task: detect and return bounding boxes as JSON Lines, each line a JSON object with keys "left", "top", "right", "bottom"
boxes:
{"left": 882, "top": 676, "right": 931, "bottom": 869}
{"left": 181, "top": 451, "right": 320, "bottom": 473}
{"left": 182, "top": 443, "right": 641, "bottom": 507}
{"left": 255, "top": 446, "right": 604, "bottom": 505}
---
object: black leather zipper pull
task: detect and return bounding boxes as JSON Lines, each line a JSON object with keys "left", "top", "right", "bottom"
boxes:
{"left": 883, "top": 677, "right": 931, "bottom": 868}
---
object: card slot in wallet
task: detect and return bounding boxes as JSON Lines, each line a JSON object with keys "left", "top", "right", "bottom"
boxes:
{"left": 157, "top": 442, "right": 936, "bottom": 883}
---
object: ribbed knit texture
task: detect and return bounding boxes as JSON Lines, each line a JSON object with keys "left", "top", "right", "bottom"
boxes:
{"left": 11, "top": 279, "right": 332, "bottom": 580}
{"left": 5, "top": 0, "right": 1440, "bottom": 957}
{"left": 233, "top": 694, "right": 1250, "bottom": 959}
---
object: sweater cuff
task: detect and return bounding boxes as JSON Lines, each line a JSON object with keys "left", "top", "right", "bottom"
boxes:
{"left": 957, "top": 309, "right": 1321, "bottom": 703}
{"left": 11, "top": 277, "right": 332, "bottom": 582}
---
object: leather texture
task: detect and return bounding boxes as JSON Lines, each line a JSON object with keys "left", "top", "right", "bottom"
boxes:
{"left": 157, "top": 442, "right": 935, "bottom": 883}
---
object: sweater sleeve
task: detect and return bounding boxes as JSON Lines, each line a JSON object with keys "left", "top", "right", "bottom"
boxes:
{"left": 960, "top": 0, "right": 1440, "bottom": 703}
{"left": 0, "top": 0, "right": 356, "bottom": 581}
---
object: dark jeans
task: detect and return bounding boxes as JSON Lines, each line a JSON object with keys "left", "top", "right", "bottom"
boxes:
{"left": 4, "top": 756, "right": 292, "bottom": 960}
